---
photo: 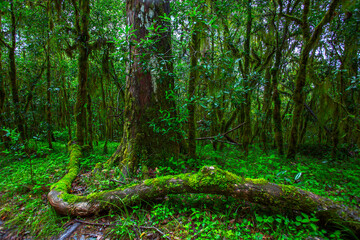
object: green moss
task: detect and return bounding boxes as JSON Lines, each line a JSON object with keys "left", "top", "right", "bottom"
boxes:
{"left": 144, "top": 174, "right": 174, "bottom": 187}
{"left": 187, "top": 166, "right": 239, "bottom": 191}
{"left": 86, "top": 189, "right": 113, "bottom": 201}
{"left": 250, "top": 178, "right": 269, "bottom": 185}
{"left": 50, "top": 144, "right": 81, "bottom": 192}
{"left": 279, "top": 184, "right": 318, "bottom": 210}
{"left": 130, "top": 194, "right": 140, "bottom": 203}
{"left": 280, "top": 184, "right": 297, "bottom": 194}
{"left": 92, "top": 162, "right": 103, "bottom": 174}
{"left": 61, "top": 193, "right": 86, "bottom": 203}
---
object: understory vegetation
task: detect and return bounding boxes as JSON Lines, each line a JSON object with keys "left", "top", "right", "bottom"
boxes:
{"left": 1, "top": 0, "right": 359, "bottom": 239}
{"left": 1, "top": 139, "right": 359, "bottom": 239}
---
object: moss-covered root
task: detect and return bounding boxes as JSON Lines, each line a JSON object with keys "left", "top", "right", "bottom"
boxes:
{"left": 48, "top": 143, "right": 84, "bottom": 215}
{"left": 48, "top": 165, "right": 360, "bottom": 235}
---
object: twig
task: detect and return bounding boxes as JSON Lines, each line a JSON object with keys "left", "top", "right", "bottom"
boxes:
{"left": 221, "top": 122, "right": 247, "bottom": 136}
{"left": 132, "top": 226, "right": 140, "bottom": 240}
{"left": 140, "top": 226, "right": 171, "bottom": 240}
{"left": 216, "top": 140, "right": 241, "bottom": 145}
{"left": 195, "top": 122, "right": 246, "bottom": 141}
{"left": 303, "top": 103, "right": 331, "bottom": 133}
{"left": 0, "top": 37, "right": 11, "bottom": 49}
{"left": 224, "top": 134, "right": 239, "bottom": 144}
{"left": 110, "top": 179, "right": 127, "bottom": 185}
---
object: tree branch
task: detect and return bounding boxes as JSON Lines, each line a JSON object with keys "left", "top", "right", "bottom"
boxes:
{"left": 279, "top": 13, "right": 303, "bottom": 26}
{"left": 307, "top": 0, "right": 342, "bottom": 50}
{"left": 195, "top": 122, "right": 246, "bottom": 141}
{"left": 0, "top": 37, "right": 11, "bottom": 49}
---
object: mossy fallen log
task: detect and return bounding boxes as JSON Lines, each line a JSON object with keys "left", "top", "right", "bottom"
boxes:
{"left": 48, "top": 144, "right": 360, "bottom": 235}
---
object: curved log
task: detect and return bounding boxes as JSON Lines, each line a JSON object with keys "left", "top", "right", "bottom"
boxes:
{"left": 48, "top": 144, "right": 360, "bottom": 235}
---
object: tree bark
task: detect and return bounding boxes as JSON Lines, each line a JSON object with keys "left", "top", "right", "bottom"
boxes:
{"left": 338, "top": 10, "right": 359, "bottom": 147}
{"left": 62, "top": 79, "right": 72, "bottom": 141}
{"left": 188, "top": 21, "right": 200, "bottom": 159}
{"left": 74, "top": 0, "right": 90, "bottom": 146}
{"left": 287, "top": 0, "right": 342, "bottom": 159}
{"left": 87, "top": 93, "right": 93, "bottom": 149}
{"left": 49, "top": 144, "right": 360, "bottom": 236}
{"left": 107, "top": 0, "right": 179, "bottom": 174}
{"left": 101, "top": 52, "right": 109, "bottom": 153}
{"left": 242, "top": 0, "right": 252, "bottom": 156}
{"left": 8, "top": 1, "right": 25, "bottom": 139}
{"left": 46, "top": 40, "right": 53, "bottom": 149}
{"left": 0, "top": 13, "right": 5, "bottom": 127}
{"left": 270, "top": 0, "right": 292, "bottom": 156}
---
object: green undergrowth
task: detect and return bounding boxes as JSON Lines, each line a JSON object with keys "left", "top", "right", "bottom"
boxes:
{"left": 0, "top": 142, "right": 359, "bottom": 239}
{"left": 0, "top": 141, "right": 117, "bottom": 238}
{"left": 155, "top": 144, "right": 360, "bottom": 208}
{"left": 103, "top": 193, "right": 345, "bottom": 239}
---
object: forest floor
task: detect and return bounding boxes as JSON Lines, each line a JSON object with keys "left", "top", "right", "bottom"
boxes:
{"left": 0, "top": 141, "right": 359, "bottom": 239}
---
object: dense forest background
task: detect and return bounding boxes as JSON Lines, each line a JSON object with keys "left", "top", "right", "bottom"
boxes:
{"left": 0, "top": 0, "right": 359, "bottom": 239}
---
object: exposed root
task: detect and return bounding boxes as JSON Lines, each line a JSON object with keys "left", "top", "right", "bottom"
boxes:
{"left": 48, "top": 144, "right": 360, "bottom": 236}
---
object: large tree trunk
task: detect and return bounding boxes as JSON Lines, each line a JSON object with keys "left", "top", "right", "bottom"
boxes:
{"left": 49, "top": 143, "right": 360, "bottom": 236}
{"left": 74, "top": 0, "right": 90, "bottom": 146}
{"left": 87, "top": 93, "right": 93, "bottom": 149}
{"left": 272, "top": 50, "right": 284, "bottom": 155}
{"left": 188, "top": 21, "right": 200, "bottom": 159}
{"left": 107, "top": 0, "right": 179, "bottom": 174}
{"left": 260, "top": 68, "right": 272, "bottom": 152}
{"left": 62, "top": 79, "right": 72, "bottom": 141}
{"left": 101, "top": 53, "right": 109, "bottom": 153}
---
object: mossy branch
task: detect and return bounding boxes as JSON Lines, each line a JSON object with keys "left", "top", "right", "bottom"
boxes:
{"left": 48, "top": 144, "right": 360, "bottom": 235}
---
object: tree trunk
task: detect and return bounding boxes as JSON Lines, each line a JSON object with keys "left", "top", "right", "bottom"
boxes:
{"left": 243, "top": 0, "right": 252, "bottom": 156}
{"left": 101, "top": 54, "right": 109, "bottom": 153}
{"left": 8, "top": 1, "right": 25, "bottom": 139}
{"left": 272, "top": 53, "right": 284, "bottom": 155}
{"left": 107, "top": 0, "right": 179, "bottom": 174}
{"left": 46, "top": 42, "right": 53, "bottom": 149}
{"left": 271, "top": 0, "right": 291, "bottom": 155}
{"left": 188, "top": 21, "right": 200, "bottom": 159}
{"left": 287, "top": 0, "right": 341, "bottom": 159}
{"left": 62, "top": 79, "right": 72, "bottom": 141}
{"left": 0, "top": 13, "right": 5, "bottom": 127}
{"left": 74, "top": 0, "right": 90, "bottom": 146}
{"left": 87, "top": 93, "right": 93, "bottom": 149}
{"left": 49, "top": 144, "right": 360, "bottom": 237}
{"left": 260, "top": 68, "right": 272, "bottom": 152}
{"left": 341, "top": 11, "right": 359, "bottom": 145}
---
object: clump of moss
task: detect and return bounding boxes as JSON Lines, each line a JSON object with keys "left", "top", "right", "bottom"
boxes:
{"left": 187, "top": 166, "right": 239, "bottom": 191}
{"left": 50, "top": 143, "right": 81, "bottom": 193}
{"left": 250, "top": 178, "right": 269, "bottom": 185}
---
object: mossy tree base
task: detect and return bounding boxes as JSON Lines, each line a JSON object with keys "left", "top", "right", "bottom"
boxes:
{"left": 49, "top": 144, "right": 360, "bottom": 235}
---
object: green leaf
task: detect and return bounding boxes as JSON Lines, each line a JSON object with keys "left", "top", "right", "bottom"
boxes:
{"left": 294, "top": 172, "right": 302, "bottom": 181}
{"left": 310, "top": 223, "right": 317, "bottom": 231}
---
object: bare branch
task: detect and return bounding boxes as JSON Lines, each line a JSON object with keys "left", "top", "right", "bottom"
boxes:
{"left": 279, "top": 13, "right": 303, "bottom": 26}
{"left": 0, "top": 37, "right": 11, "bottom": 49}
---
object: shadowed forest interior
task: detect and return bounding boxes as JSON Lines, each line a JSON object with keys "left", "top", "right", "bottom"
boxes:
{"left": 0, "top": 0, "right": 359, "bottom": 239}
